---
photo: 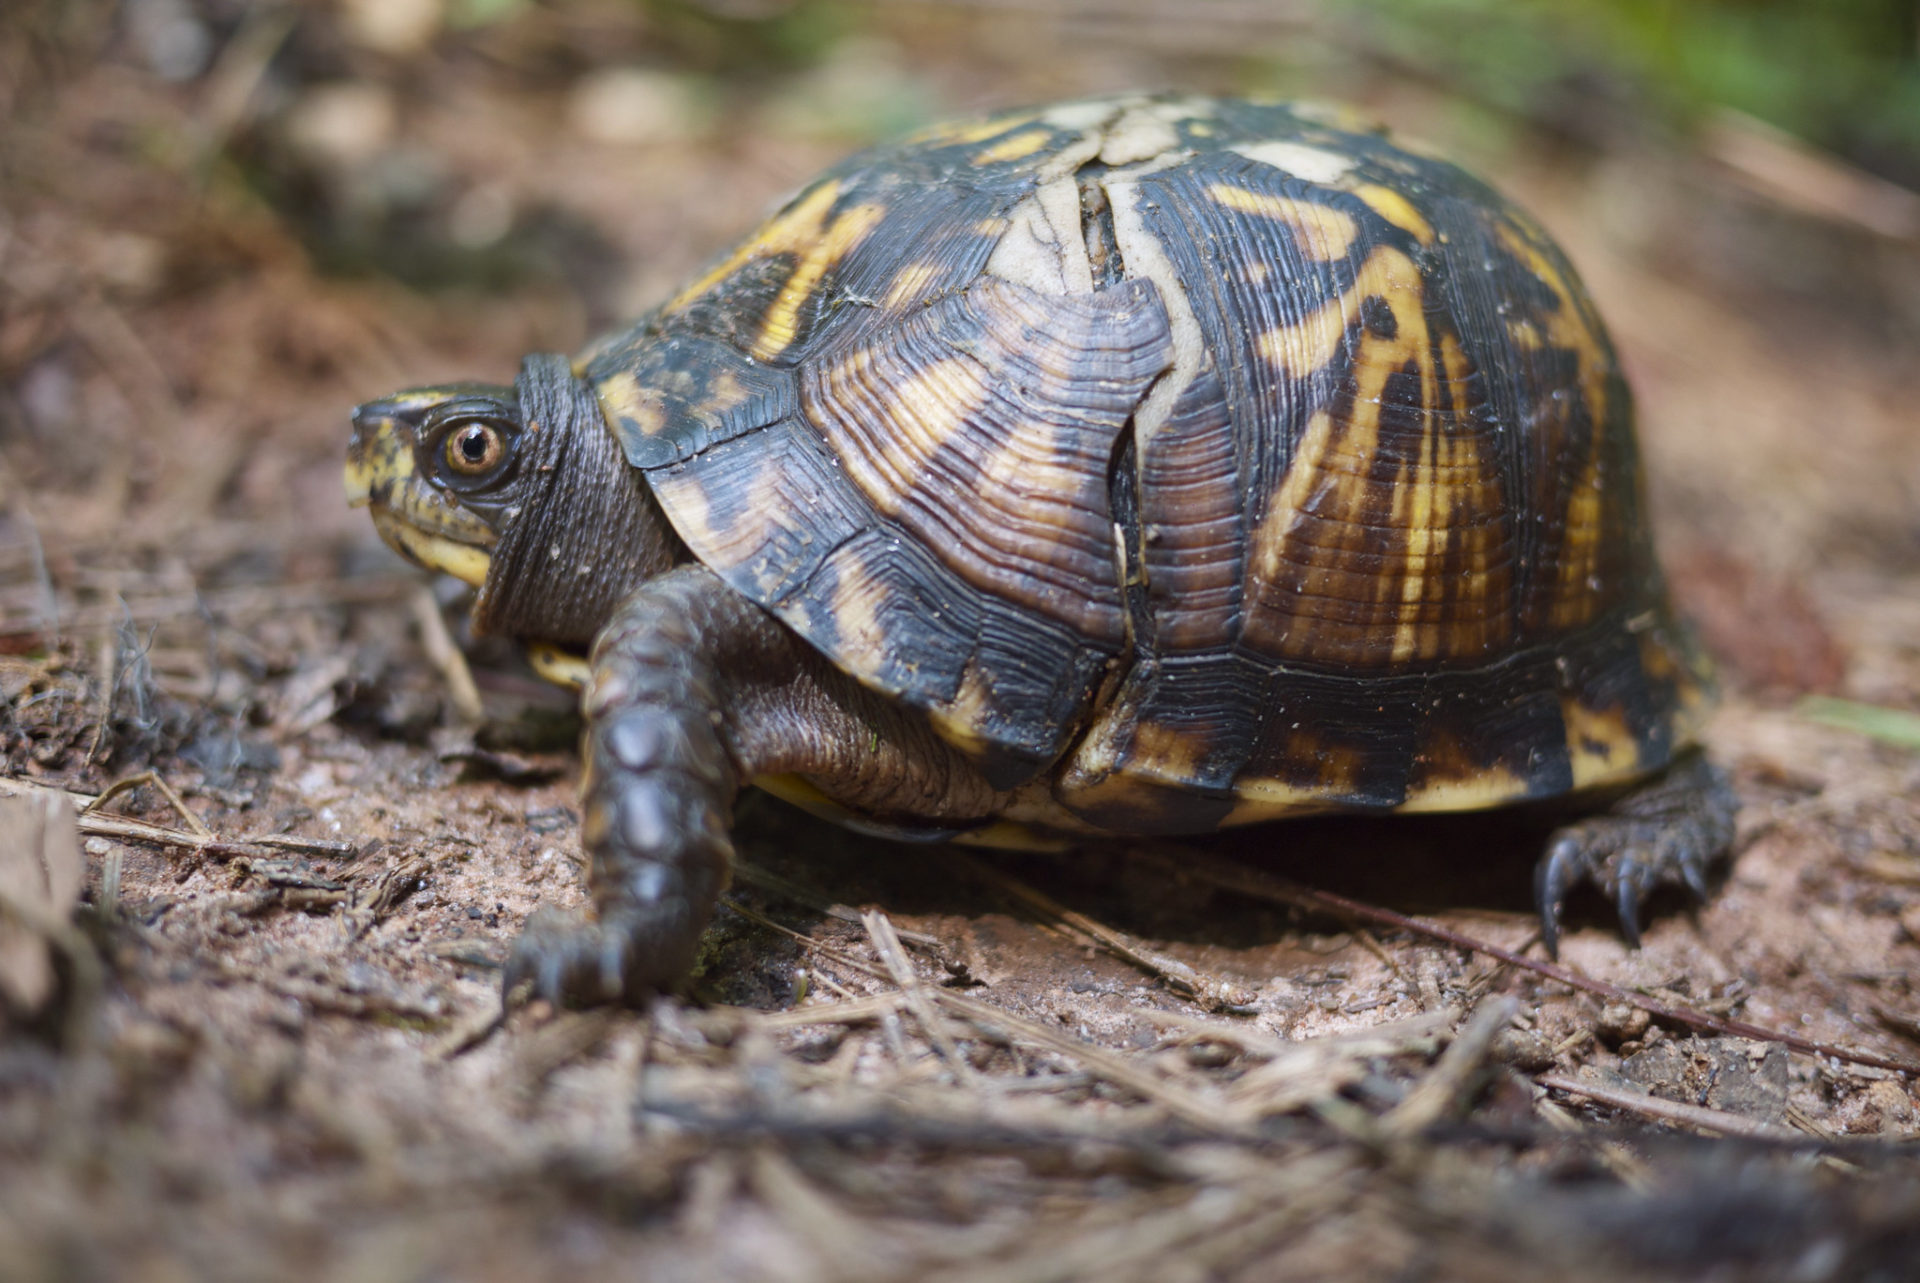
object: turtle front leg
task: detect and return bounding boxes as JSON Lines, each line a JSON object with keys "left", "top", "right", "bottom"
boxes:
{"left": 503, "top": 570, "right": 742, "bottom": 1005}
{"left": 1534, "top": 753, "right": 1739, "bottom": 957}
{"left": 504, "top": 565, "right": 1004, "bottom": 1006}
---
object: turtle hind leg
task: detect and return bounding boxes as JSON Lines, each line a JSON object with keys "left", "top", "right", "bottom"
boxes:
{"left": 1534, "top": 753, "right": 1739, "bottom": 957}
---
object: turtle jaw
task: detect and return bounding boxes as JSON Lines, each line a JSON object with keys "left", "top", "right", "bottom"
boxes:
{"left": 347, "top": 397, "right": 499, "bottom": 588}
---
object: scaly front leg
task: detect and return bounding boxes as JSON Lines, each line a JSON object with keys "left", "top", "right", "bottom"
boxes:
{"left": 504, "top": 564, "right": 1005, "bottom": 1006}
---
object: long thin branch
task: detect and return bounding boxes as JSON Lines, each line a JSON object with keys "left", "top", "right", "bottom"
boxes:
{"left": 1126, "top": 845, "right": 1920, "bottom": 1076}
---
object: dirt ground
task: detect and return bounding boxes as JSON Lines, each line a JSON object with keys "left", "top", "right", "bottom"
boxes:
{"left": 4, "top": 3, "right": 1920, "bottom": 1280}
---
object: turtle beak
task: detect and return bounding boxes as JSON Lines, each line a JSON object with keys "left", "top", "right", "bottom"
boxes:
{"left": 344, "top": 400, "right": 413, "bottom": 509}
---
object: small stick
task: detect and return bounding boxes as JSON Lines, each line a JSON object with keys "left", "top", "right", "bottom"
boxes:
{"left": 1537, "top": 1071, "right": 1798, "bottom": 1141}
{"left": 929, "top": 987, "right": 1232, "bottom": 1133}
{"left": 0, "top": 778, "right": 354, "bottom": 861}
{"left": 86, "top": 770, "right": 213, "bottom": 839}
{"left": 955, "top": 852, "right": 1257, "bottom": 1011}
{"left": 758, "top": 992, "right": 910, "bottom": 1030}
{"left": 410, "top": 588, "right": 484, "bottom": 724}
{"left": 1131, "top": 844, "right": 1920, "bottom": 1076}
{"left": 722, "top": 895, "right": 1235, "bottom": 1131}
{"left": 1379, "top": 997, "right": 1519, "bottom": 1138}
{"left": 861, "top": 909, "right": 980, "bottom": 1085}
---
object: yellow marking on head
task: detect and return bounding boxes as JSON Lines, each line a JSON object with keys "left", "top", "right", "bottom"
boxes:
{"left": 344, "top": 416, "right": 416, "bottom": 508}
{"left": 526, "top": 642, "right": 591, "bottom": 691}
{"left": 883, "top": 260, "right": 942, "bottom": 309}
{"left": 372, "top": 509, "right": 493, "bottom": 587}
{"left": 343, "top": 455, "right": 381, "bottom": 508}
{"left": 1563, "top": 701, "right": 1643, "bottom": 791}
{"left": 752, "top": 202, "right": 887, "bottom": 360}
{"left": 1207, "top": 185, "right": 1361, "bottom": 262}
{"left": 1350, "top": 183, "right": 1434, "bottom": 244}
{"left": 664, "top": 180, "right": 846, "bottom": 316}
{"left": 973, "top": 128, "right": 1052, "bottom": 165}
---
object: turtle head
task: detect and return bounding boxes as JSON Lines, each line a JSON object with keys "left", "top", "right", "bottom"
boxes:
{"left": 347, "top": 353, "right": 680, "bottom": 645}
{"left": 346, "top": 380, "right": 523, "bottom": 589}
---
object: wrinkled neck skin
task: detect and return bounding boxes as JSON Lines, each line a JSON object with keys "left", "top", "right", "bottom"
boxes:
{"left": 473, "top": 354, "right": 684, "bottom": 646}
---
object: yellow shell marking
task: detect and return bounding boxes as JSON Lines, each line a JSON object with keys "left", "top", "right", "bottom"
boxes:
{"left": 925, "top": 661, "right": 997, "bottom": 758}
{"left": 904, "top": 112, "right": 1041, "bottom": 148}
{"left": 1349, "top": 183, "right": 1434, "bottom": 244}
{"left": 595, "top": 369, "right": 665, "bottom": 440}
{"left": 973, "top": 128, "right": 1052, "bottom": 165}
{"left": 1227, "top": 731, "right": 1366, "bottom": 817}
{"left": 1493, "top": 217, "right": 1614, "bottom": 631}
{"left": 662, "top": 180, "right": 885, "bottom": 357}
{"left": 666, "top": 181, "right": 839, "bottom": 313}
{"left": 1563, "top": 700, "right": 1643, "bottom": 791}
{"left": 827, "top": 354, "right": 989, "bottom": 517}
{"left": 883, "top": 260, "right": 942, "bottom": 309}
{"left": 1257, "top": 243, "right": 1421, "bottom": 379}
{"left": 1393, "top": 769, "right": 1535, "bottom": 814}
{"left": 1396, "top": 726, "right": 1532, "bottom": 812}
{"left": 1249, "top": 246, "right": 1508, "bottom": 665}
{"left": 753, "top": 203, "right": 887, "bottom": 361}
{"left": 1206, "top": 184, "right": 1361, "bottom": 262}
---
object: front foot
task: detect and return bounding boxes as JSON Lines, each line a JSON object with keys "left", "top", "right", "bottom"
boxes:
{"left": 500, "top": 710, "right": 736, "bottom": 1008}
{"left": 1534, "top": 754, "right": 1738, "bottom": 957}
{"left": 504, "top": 901, "right": 706, "bottom": 1008}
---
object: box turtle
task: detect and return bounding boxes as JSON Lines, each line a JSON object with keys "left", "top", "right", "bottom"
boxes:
{"left": 346, "top": 95, "right": 1736, "bottom": 1005}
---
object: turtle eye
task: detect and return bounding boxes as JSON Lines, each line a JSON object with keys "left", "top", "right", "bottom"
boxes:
{"left": 440, "top": 419, "right": 512, "bottom": 482}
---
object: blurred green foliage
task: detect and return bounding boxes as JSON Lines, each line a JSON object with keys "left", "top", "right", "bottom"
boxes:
{"left": 631, "top": 0, "right": 855, "bottom": 72}
{"left": 1349, "top": 0, "right": 1920, "bottom": 180}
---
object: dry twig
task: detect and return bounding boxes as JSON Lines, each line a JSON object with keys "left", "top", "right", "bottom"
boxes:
{"left": 1130, "top": 844, "right": 1920, "bottom": 1075}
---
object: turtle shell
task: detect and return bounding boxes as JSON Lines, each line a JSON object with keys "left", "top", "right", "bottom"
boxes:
{"left": 581, "top": 95, "right": 1708, "bottom": 820}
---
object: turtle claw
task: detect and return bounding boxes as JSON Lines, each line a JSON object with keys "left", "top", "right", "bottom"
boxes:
{"left": 1614, "top": 871, "right": 1644, "bottom": 949}
{"left": 1533, "top": 755, "right": 1738, "bottom": 958}
{"left": 502, "top": 906, "right": 665, "bottom": 1009}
